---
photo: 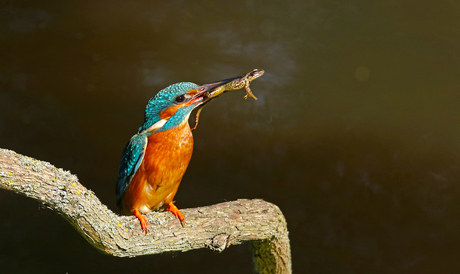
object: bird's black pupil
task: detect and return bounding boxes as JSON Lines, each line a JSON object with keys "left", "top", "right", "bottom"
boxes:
{"left": 175, "top": 95, "right": 185, "bottom": 103}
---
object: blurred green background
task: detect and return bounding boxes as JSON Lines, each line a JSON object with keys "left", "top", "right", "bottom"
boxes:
{"left": 1, "top": 0, "right": 460, "bottom": 273}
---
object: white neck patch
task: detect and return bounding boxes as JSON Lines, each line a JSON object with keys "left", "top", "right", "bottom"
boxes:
{"left": 140, "top": 119, "right": 167, "bottom": 134}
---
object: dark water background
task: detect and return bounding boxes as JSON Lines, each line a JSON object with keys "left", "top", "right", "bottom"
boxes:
{"left": 1, "top": 1, "right": 460, "bottom": 273}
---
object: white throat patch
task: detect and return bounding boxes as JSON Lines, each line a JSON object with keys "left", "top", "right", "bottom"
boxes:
{"left": 140, "top": 119, "right": 167, "bottom": 133}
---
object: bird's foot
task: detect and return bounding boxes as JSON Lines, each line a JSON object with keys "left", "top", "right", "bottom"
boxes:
{"left": 134, "top": 208, "right": 148, "bottom": 234}
{"left": 166, "top": 202, "right": 185, "bottom": 227}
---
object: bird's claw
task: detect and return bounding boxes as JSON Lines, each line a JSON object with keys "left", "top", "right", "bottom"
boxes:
{"left": 134, "top": 208, "right": 148, "bottom": 234}
{"left": 167, "top": 202, "right": 186, "bottom": 227}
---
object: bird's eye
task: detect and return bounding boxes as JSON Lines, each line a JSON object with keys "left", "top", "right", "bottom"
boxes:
{"left": 175, "top": 95, "right": 186, "bottom": 103}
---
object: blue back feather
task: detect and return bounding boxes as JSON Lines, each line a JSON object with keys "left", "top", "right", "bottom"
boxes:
{"left": 116, "top": 133, "right": 149, "bottom": 207}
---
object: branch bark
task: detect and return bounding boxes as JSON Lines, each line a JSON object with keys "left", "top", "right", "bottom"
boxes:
{"left": 0, "top": 148, "right": 292, "bottom": 273}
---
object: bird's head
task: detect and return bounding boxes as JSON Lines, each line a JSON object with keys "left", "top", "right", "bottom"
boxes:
{"left": 138, "top": 78, "right": 236, "bottom": 133}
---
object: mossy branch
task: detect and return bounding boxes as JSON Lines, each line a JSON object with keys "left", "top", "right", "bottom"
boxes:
{"left": 0, "top": 148, "right": 291, "bottom": 274}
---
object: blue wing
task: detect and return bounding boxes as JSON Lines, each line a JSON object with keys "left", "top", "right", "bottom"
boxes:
{"left": 116, "top": 133, "right": 148, "bottom": 208}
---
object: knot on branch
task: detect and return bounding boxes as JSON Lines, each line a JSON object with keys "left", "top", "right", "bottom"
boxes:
{"left": 206, "top": 233, "right": 231, "bottom": 252}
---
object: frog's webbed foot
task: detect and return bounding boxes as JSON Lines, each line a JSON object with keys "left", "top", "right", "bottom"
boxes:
{"left": 243, "top": 83, "right": 258, "bottom": 100}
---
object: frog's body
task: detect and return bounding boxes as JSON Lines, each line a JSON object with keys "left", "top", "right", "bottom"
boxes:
{"left": 192, "top": 69, "right": 264, "bottom": 129}
{"left": 221, "top": 69, "right": 264, "bottom": 100}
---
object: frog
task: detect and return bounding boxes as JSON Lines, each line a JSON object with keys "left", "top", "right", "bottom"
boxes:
{"left": 192, "top": 69, "right": 265, "bottom": 130}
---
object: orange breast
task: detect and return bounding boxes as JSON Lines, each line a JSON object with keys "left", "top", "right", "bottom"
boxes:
{"left": 121, "top": 122, "right": 193, "bottom": 215}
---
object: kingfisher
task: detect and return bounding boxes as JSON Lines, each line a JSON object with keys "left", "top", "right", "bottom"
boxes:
{"left": 115, "top": 77, "right": 240, "bottom": 232}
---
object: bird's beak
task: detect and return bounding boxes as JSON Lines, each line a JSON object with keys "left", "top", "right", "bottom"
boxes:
{"left": 192, "top": 76, "right": 240, "bottom": 104}
{"left": 188, "top": 76, "right": 239, "bottom": 130}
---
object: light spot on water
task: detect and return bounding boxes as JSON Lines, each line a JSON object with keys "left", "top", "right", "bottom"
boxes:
{"left": 354, "top": 66, "right": 370, "bottom": 82}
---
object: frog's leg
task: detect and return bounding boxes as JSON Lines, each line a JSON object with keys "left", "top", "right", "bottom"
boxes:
{"left": 244, "top": 82, "right": 258, "bottom": 100}
{"left": 191, "top": 105, "right": 204, "bottom": 130}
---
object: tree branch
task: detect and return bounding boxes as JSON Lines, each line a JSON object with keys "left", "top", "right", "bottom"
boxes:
{"left": 0, "top": 148, "right": 291, "bottom": 273}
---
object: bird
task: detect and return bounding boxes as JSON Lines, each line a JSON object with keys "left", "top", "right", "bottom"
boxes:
{"left": 116, "top": 77, "right": 238, "bottom": 233}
